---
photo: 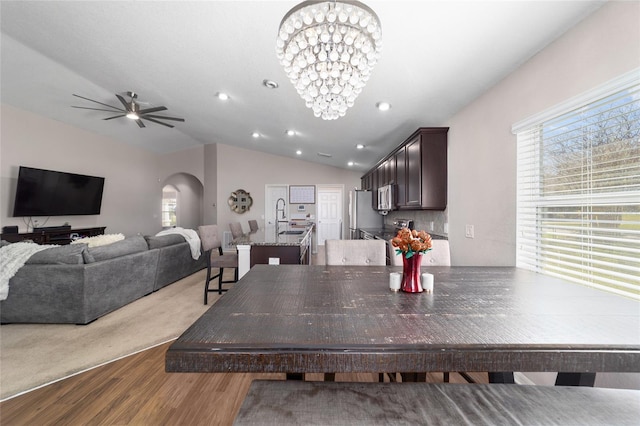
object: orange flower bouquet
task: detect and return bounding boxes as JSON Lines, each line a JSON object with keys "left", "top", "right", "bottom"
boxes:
{"left": 391, "top": 228, "right": 433, "bottom": 259}
{"left": 391, "top": 228, "right": 432, "bottom": 293}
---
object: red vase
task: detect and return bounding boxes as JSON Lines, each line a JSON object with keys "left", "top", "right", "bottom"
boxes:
{"left": 401, "top": 253, "right": 423, "bottom": 293}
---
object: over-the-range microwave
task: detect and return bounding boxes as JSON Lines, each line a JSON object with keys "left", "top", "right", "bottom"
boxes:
{"left": 377, "top": 184, "right": 394, "bottom": 212}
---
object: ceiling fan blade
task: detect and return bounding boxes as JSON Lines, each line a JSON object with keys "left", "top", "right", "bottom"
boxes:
{"left": 142, "top": 116, "right": 174, "bottom": 128}
{"left": 115, "top": 94, "right": 131, "bottom": 111}
{"left": 72, "top": 94, "right": 122, "bottom": 111}
{"left": 144, "top": 114, "right": 185, "bottom": 122}
{"left": 103, "top": 114, "right": 126, "bottom": 120}
{"left": 136, "top": 119, "right": 145, "bottom": 128}
{"left": 138, "top": 106, "right": 167, "bottom": 114}
{"left": 72, "top": 106, "right": 126, "bottom": 113}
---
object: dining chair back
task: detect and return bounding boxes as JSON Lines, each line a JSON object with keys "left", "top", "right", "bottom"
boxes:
{"left": 389, "top": 239, "right": 451, "bottom": 266}
{"left": 229, "top": 222, "right": 244, "bottom": 239}
{"left": 248, "top": 220, "right": 259, "bottom": 232}
{"left": 325, "top": 239, "right": 386, "bottom": 266}
{"left": 198, "top": 225, "right": 239, "bottom": 304}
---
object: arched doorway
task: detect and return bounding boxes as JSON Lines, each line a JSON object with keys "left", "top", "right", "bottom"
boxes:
{"left": 161, "top": 173, "right": 204, "bottom": 229}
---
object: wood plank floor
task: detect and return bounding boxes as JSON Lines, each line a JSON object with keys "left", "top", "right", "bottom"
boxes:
{"left": 0, "top": 340, "right": 487, "bottom": 425}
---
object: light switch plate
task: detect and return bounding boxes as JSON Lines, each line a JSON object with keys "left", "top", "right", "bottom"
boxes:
{"left": 465, "top": 224, "right": 475, "bottom": 239}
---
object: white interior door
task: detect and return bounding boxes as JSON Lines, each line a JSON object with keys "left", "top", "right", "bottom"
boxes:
{"left": 316, "top": 185, "right": 343, "bottom": 245}
{"left": 265, "top": 185, "right": 288, "bottom": 238}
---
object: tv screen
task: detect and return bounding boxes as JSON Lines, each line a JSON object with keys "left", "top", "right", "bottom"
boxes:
{"left": 12, "top": 166, "right": 105, "bottom": 217}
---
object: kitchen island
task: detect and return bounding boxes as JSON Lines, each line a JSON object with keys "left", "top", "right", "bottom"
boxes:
{"left": 232, "top": 226, "right": 313, "bottom": 279}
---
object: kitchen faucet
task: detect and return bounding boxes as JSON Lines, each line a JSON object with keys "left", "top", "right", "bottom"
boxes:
{"left": 276, "top": 198, "right": 286, "bottom": 236}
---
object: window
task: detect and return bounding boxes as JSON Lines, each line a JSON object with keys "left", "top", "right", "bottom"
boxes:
{"left": 162, "top": 185, "right": 178, "bottom": 228}
{"left": 513, "top": 70, "right": 640, "bottom": 300}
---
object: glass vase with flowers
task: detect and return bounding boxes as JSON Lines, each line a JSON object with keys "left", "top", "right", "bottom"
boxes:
{"left": 391, "top": 228, "right": 433, "bottom": 293}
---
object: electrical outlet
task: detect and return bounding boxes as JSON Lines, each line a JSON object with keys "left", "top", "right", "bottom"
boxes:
{"left": 444, "top": 223, "right": 449, "bottom": 234}
{"left": 465, "top": 224, "right": 475, "bottom": 239}
{"left": 429, "top": 221, "right": 434, "bottom": 231}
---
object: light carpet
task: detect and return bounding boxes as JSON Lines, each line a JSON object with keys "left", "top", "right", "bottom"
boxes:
{"left": 0, "top": 268, "right": 225, "bottom": 400}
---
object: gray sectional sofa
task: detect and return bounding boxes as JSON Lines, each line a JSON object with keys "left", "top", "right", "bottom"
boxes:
{"left": 0, "top": 234, "right": 205, "bottom": 325}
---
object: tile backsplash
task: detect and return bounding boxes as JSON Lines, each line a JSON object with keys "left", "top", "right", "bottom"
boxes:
{"left": 385, "top": 210, "right": 448, "bottom": 236}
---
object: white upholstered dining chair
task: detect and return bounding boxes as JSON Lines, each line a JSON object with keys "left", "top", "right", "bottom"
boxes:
{"left": 389, "top": 239, "right": 451, "bottom": 267}
{"left": 198, "top": 225, "right": 238, "bottom": 305}
{"left": 325, "top": 239, "right": 387, "bottom": 266}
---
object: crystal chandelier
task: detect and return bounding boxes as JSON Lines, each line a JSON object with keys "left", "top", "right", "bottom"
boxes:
{"left": 276, "top": 1, "right": 382, "bottom": 120}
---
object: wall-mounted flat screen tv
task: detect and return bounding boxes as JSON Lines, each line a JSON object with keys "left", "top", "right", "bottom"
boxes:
{"left": 12, "top": 166, "right": 105, "bottom": 216}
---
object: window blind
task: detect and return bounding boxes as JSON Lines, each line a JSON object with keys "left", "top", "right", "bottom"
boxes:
{"left": 514, "top": 70, "right": 640, "bottom": 300}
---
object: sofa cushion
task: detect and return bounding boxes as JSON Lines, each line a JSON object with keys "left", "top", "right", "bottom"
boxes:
{"left": 144, "top": 234, "right": 185, "bottom": 250}
{"left": 84, "top": 235, "right": 148, "bottom": 263}
{"left": 26, "top": 243, "right": 88, "bottom": 265}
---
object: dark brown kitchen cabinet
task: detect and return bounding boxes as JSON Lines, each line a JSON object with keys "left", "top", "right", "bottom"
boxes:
{"left": 361, "top": 127, "right": 448, "bottom": 211}
{"left": 385, "top": 158, "right": 395, "bottom": 185}
{"left": 361, "top": 173, "right": 372, "bottom": 190}
{"left": 394, "top": 147, "right": 406, "bottom": 207}
{"left": 371, "top": 169, "right": 379, "bottom": 209}
{"left": 377, "top": 163, "right": 386, "bottom": 186}
{"left": 405, "top": 135, "right": 422, "bottom": 206}
{"left": 405, "top": 127, "right": 448, "bottom": 210}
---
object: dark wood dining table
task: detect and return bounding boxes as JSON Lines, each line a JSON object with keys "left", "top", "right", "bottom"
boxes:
{"left": 165, "top": 265, "right": 640, "bottom": 378}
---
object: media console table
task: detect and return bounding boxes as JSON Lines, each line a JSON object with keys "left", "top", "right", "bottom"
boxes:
{"left": 1, "top": 226, "right": 106, "bottom": 245}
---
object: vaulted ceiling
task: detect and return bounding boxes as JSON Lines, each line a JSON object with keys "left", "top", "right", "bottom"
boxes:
{"left": 0, "top": 1, "right": 604, "bottom": 172}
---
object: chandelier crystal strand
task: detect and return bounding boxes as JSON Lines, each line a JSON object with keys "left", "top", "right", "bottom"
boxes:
{"left": 276, "top": 1, "right": 382, "bottom": 120}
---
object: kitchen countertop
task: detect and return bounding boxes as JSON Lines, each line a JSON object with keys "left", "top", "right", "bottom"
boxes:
{"left": 231, "top": 226, "right": 313, "bottom": 247}
{"left": 359, "top": 227, "right": 448, "bottom": 241}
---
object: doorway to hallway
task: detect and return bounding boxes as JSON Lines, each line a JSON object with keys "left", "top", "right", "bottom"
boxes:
{"left": 316, "top": 185, "right": 344, "bottom": 247}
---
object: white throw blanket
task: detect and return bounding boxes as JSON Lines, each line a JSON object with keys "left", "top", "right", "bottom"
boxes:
{"left": 156, "top": 227, "right": 201, "bottom": 260}
{"left": 0, "top": 242, "right": 56, "bottom": 301}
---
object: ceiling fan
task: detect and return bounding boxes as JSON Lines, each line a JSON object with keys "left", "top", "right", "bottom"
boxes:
{"left": 72, "top": 91, "right": 185, "bottom": 128}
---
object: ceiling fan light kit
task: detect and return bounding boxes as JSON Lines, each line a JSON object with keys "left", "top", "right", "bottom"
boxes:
{"left": 276, "top": 0, "right": 382, "bottom": 120}
{"left": 72, "top": 91, "right": 185, "bottom": 128}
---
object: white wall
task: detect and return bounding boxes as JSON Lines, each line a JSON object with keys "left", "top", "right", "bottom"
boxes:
{"left": 445, "top": 1, "right": 640, "bottom": 389}
{"left": 0, "top": 104, "right": 164, "bottom": 236}
{"left": 447, "top": 1, "right": 640, "bottom": 266}
{"left": 215, "top": 143, "right": 360, "bottom": 236}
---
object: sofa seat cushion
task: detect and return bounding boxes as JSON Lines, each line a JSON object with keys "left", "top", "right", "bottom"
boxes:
{"left": 145, "top": 234, "right": 185, "bottom": 249}
{"left": 26, "top": 243, "right": 88, "bottom": 265}
{"left": 84, "top": 236, "right": 148, "bottom": 263}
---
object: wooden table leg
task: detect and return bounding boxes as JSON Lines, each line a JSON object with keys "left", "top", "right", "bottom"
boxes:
{"left": 488, "top": 372, "right": 515, "bottom": 384}
{"left": 400, "top": 373, "right": 426, "bottom": 382}
{"left": 555, "top": 372, "right": 596, "bottom": 387}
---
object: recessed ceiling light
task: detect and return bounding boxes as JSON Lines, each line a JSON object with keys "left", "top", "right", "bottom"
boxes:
{"left": 263, "top": 79, "right": 279, "bottom": 89}
{"left": 252, "top": 132, "right": 260, "bottom": 138}
{"left": 348, "top": 161, "right": 354, "bottom": 166}
{"left": 216, "top": 92, "right": 229, "bottom": 101}
{"left": 356, "top": 144, "right": 365, "bottom": 149}
{"left": 376, "top": 102, "right": 391, "bottom": 111}
{"left": 296, "top": 150, "right": 302, "bottom": 155}
{"left": 286, "top": 129, "right": 296, "bottom": 136}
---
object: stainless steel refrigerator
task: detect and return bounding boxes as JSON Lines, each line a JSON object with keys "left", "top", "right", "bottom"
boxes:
{"left": 348, "top": 190, "right": 383, "bottom": 239}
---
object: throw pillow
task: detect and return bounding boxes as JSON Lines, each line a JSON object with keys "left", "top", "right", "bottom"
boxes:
{"left": 86, "top": 236, "right": 148, "bottom": 262}
{"left": 71, "top": 233, "right": 125, "bottom": 247}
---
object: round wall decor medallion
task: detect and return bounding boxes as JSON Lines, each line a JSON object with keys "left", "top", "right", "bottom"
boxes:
{"left": 228, "top": 189, "right": 253, "bottom": 214}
